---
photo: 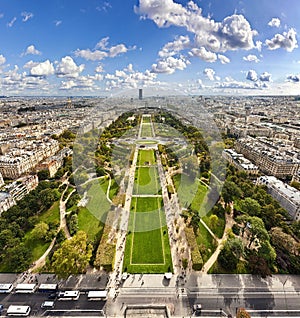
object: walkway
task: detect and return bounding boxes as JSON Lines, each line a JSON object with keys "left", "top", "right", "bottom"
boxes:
{"left": 201, "top": 206, "right": 235, "bottom": 273}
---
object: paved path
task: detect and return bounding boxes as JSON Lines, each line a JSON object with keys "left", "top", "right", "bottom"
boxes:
{"left": 201, "top": 207, "right": 235, "bottom": 273}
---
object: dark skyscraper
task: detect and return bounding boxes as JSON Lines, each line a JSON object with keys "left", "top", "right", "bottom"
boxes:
{"left": 139, "top": 89, "right": 143, "bottom": 100}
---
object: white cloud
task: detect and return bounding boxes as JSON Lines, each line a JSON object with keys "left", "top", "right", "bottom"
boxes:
{"left": 96, "top": 37, "right": 110, "bottom": 50}
{"left": 243, "top": 54, "right": 260, "bottom": 63}
{"left": 260, "top": 72, "right": 271, "bottom": 82}
{"left": 59, "top": 76, "right": 96, "bottom": 91}
{"left": 255, "top": 41, "right": 262, "bottom": 51}
{"left": 158, "top": 35, "right": 190, "bottom": 57}
{"left": 151, "top": 56, "right": 189, "bottom": 74}
{"left": 75, "top": 49, "right": 108, "bottom": 61}
{"left": 246, "top": 69, "right": 258, "bottom": 81}
{"left": 105, "top": 65, "right": 158, "bottom": 91}
{"left": 7, "top": 17, "right": 17, "bottom": 27}
{"left": 54, "top": 20, "right": 62, "bottom": 26}
{"left": 265, "top": 28, "right": 298, "bottom": 52}
{"left": 96, "top": 2, "right": 112, "bottom": 12}
{"left": 218, "top": 54, "right": 230, "bottom": 64}
{"left": 203, "top": 68, "right": 215, "bottom": 81}
{"left": 135, "top": 0, "right": 257, "bottom": 53}
{"left": 287, "top": 74, "right": 300, "bottom": 82}
{"left": 24, "top": 45, "right": 41, "bottom": 56}
{"left": 268, "top": 18, "right": 280, "bottom": 28}
{"left": 95, "top": 64, "right": 104, "bottom": 73}
{"left": 29, "top": 60, "right": 55, "bottom": 77}
{"left": 189, "top": 47, "right": 217, "bottom": 62}
{"left": 21, "top": 12, "right": 33, "bottom": 22}
{"left": 56, "top": 56, "right": 85, "bottom": 78}
{"left": 75, "top": 37, "right": 132, "bottom": 61}
{"left": 0, "top": 54, "right": 6, "bottom": 65}
{"left": 23, "top": 60, "right": 39, "bottom": 69}
{"left": 109, "top": 44, "right": 128, "bottom": 57}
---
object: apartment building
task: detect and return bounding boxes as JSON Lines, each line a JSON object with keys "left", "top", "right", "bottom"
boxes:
{"left": 235, "top": 137, "right": 300, "bottom": 178}
{"left": 222, "top": 149, "right": 259, "bottom": 177}
{"left": 257, "top": 176, "right": 300, "bottom": 221}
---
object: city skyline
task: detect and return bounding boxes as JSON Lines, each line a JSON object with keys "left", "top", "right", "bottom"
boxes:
{"left": 0, "top": 0, "right": 300, "bottom": 96}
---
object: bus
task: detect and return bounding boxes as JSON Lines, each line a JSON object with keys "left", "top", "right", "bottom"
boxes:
{"left": 7, "top": 305, "right": 31, "bottom": 316}
{"left": 15, "top": 283, "right": 36, "bottom": 293}
{"left": 0, "top": 283, "right": 13, "bottom": 293}
{"left": 58, "top": 290, "right": 80, "bottom": 300}
{"left": 87, "top": 290, "right": 107, "bottom": 300}
{"left": 38, "top": 283, "right": 58, "bottom": 293}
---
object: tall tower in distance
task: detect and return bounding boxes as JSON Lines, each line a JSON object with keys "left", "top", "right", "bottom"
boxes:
{"left": 139, "top": 88, "right": 143, "bottom": 100}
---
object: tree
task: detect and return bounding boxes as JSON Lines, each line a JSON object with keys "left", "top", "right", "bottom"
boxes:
{"left": 31, "top": 222, "right": 49, "bottom": 241}
{"left": 219, "top": 237, "right": 244, "bottom": 271}
{"left": 7, "top": 244, "right": 32, "bottom": 272}
{"left": 221, "top": 180, "right": 242, "bottom": 206}
{"left": 237, "top": 308, "right": 251, "bottom": 318}
{"left": 247, "top": 216, "right": 269, "bottom": 249}
{"left": 270, "top": 227, "right": 300, "bottom": 255}
{"left": 51, "top": 231, "right": 92, "bottom": 278}
{"left": 239, "top": 198, "right": 261, "bottom": 217}
{"left": 37, "top": 169, "right": 50, "bottom": 181}
{"left": 209, "top": 214, "right": 219, "bottom": 230}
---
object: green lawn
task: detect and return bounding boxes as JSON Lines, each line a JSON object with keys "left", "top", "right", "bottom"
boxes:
{"left": 123, "top": 197, "right": 172, "bottom": 273}
{"left": 84, "top": 178, "right": 111, "bottom": 223}
{"left": 142, "top": 116, "right": 151, "bottom": 124}
{"left": 137, "top": 149, "right": 156, "bottom": 165}
{"left": 77, "top": 206, "right": 104, "bottom": 241}
{"left": 39, "top": 200, "right": 60, "bottom": 224}
{"left": 196, "top": 222, "right": 217, "bottom": 263}
{"left": 173, "top": 174, "right": 208, "bottom": 215}
{"left": 140, "top": 123, "right": 153, "bottom": 138}
{"left": 133, "top": 166, "right": 161, "bottom": 195}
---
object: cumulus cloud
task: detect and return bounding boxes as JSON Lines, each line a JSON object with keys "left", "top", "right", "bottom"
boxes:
{"left": 29, "top": 60, "right": 55, "bottom": 77}
{"left": 260, "top": 72, "right": 271, "bottom": 82}
{"left": 95, "top": 64, "right": 104, "bottom": 73}
{"left": 243, "top": 54, "right": 260, "bottom": 63}
{"left": 265, "top": 28, "right": 298, "bottom": 52}
{"left": 24, "top": 45, "right": 41, "bottom": 56}
{"left": 287, "top": 74, "right": 300, "bottom": 82}
{"left": 0, "top": 54, "right": 6, "bottom": 65}
{"left": 75, "top": 37, "right": 132, "bottom": 61}
{"left": 203, "top": 68, "right": 215, "bottom": 81}
{"left": 158, "top": 35, "right": 190, "bottom": 57}
{"left": 7, "top": 17, "right": 16, "bottom": 27}
{"left": 135, "top": 0, "right": 257, "bottom": 53}
{"left": 59, "top": 76, "right": 96, "bottom": 91}
{"left": 151, "top": 56, "right": 189, "bottom": 74}
{"left": 56, "top": 56, "right": 85, "bottom": 78}
{"left": 21, "top": 12, "right": 33, "bottom": 22}
{"left": 218, "top": 54, "right": 230, "bottom": 64}
{"left": 105, "top": 65, "right": 158, "bottom": 90}
{"left": 268, "top": 18, "right": 280, "bottom": 28}
{"left": 189, "top": 47, "right": 217, "bottom": 62}
{"left": 246, "top": 69, "right": 258, "bottom": 81}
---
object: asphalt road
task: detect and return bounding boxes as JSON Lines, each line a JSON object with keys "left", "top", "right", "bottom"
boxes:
{"left": 0, "top": 292, "right": 106, "bottom": 317}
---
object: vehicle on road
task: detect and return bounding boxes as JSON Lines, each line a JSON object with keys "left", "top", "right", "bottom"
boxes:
{"left": 7, "top": 305, "right": 31, "bottom": 316}
{"left": 0, "top": 284, "right": 13, "bottom": 293}
{"left": 41, "top": 301, "right": 55, "bottom": 309}
{"left": 58, "top": 290, "right": 80, "bottom": 300}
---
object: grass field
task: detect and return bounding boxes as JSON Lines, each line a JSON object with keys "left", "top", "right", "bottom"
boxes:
{"left": 133, "top": 166, "right": 161, "bottom": 195}
{"left": 123, "top": 197, "right": 172, "bottom": 273}
{"left": 173, "top": 174, "right": 208, "bottom": 216}
{"left": 142, "top": 116, "right": 151, "bottom": 124}
{"left": 77, "top": 206, "right": 104, "bottom": 241}
{"left": 137, "top": 149, "right": 156, "bottom": 165}
{"left": 84, "top": 178, "right": 111, "bottom": 223}
{"left": 140, "top": 124, "right": 153, "bottom": 138}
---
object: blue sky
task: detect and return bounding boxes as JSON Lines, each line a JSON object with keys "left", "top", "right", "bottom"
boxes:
{"left": 0, "top": 0, "right": 300, "bottom": 96}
